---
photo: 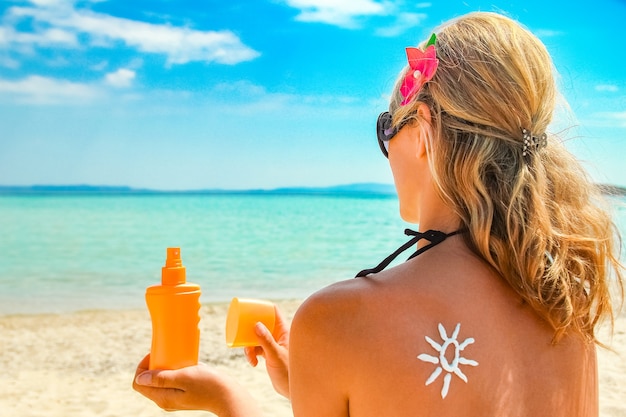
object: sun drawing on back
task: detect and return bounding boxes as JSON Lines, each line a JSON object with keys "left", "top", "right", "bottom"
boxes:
{"left": 417, "top": 323, "right": 478, "bottom": 399}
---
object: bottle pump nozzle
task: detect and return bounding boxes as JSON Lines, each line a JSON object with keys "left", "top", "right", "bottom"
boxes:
{"left": 162, "top": 247, "right": 186, "bottom": 285}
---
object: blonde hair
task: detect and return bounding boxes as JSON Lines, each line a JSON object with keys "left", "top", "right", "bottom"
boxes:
{"left": 391, "top": 12, "right": 623, "bottom": 343}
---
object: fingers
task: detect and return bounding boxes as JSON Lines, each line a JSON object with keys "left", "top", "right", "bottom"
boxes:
{"left": 133, "top": 364, "right": 187, "bottom": 411}
{"left": 242, "top": 305, "right": 291, "bottom": 373}
{"left": 133, "top": 354, "right": 151, "bottom": 391}
{"left": 244, "top": 323, "right": 279, "bottom": 367}
{"left": 274, "top": 305, "right": 289, "bottom": 331}
{"left": 255, "top": 322, "right": 279, "bottom": 354}
{"left": 244, "top": 346, "right": 260, "bottom": 367}
{"left": 134, "top": 354, "right": 150, "bottom": 377}
{"left": 134, "top": 383, "right": 185, "bottom": 411}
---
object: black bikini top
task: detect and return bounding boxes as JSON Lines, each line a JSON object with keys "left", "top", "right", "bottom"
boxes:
{"left": 355, "top": 228, "right": 464, "bottom": 278}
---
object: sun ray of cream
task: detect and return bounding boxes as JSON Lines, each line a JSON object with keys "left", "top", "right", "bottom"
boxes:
{"left": 459, "top": 338, "right": 475, "bottom": 350}
{"left": 441, "top": 373, "right": 452, "bottom": 398}
{"left": 417, "top": 353, "right": 439, "bottom": 364}
{"left": 459, "top": 357, "right": 478, "bottom": 366}
{"left": 425, "top": 366, "right": 443, "bottom": 385}
{"left": 453, "top": 367, "right": 468, "bottom": 383}
{"left": 451, "top": 323, "right": 460, "bottom": 340}
{"left": 438, "top": 323, "right": 448, "bottom": 340}
{"left": 425, "top": 336, "right": 442, "bottom": 351}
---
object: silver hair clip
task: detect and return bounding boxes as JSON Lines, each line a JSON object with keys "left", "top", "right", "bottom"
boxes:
{"left": 521, "top": 128, "right": 547, "bottom": 158}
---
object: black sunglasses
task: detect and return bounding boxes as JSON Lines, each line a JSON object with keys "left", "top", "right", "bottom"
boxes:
{"left": 376, "top": 111, "right": 404, "bottom": 158}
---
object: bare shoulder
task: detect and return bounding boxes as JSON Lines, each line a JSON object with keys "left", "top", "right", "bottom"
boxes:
{"left": 294, "top": 275, "right": 371, "bottom": 315}
{"left": 290, "top": 238, "right": 598, "bottom": 416}
{"left": 291, "top": 276, "right": 373, "bottom": 345}
{"left": 288, "top": 277, "right": 374, "bottom": 417}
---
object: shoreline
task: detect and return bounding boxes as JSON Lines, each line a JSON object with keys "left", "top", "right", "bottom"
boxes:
{"left": 0, "top": 298, "right": 303, "bottom": 319}
{"left": 1, "top": 301, "right": 624, "bottom": 416}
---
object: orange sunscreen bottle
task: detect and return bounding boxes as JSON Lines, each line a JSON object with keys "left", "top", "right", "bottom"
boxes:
{"left": 146, "top": 247, "right": 201, "bottom": 370}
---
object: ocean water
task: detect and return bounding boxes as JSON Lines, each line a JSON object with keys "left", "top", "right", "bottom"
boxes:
{"left": 0, "top": 193, "right": 412, "bottom": 314}
{"left": 1, "top": 193, "right": 624, "bottom": 315}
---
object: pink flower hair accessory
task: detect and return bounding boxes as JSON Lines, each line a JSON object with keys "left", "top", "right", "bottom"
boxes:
{"left": 400, "top": 33, "right": 439, "bottom": 106}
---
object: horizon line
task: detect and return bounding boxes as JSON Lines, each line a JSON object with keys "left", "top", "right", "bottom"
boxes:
{"left": 0, "top": 182, "right": 399, "bottom": 196}
{"left": 1, "top": 182, "right": 624, "bottom": 196}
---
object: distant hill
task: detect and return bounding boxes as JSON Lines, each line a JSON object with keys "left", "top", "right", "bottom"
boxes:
{"left": 0, "top": 183, "right": 397, "bottom": 197}
{"left": 270, "top": 183, "right": 396, "bottom": 196}
{"left": 0, "top": 185, "right": 138, "bottom": 194}
{"left": 2, "top": 183, "right": 622, "bottom": 197}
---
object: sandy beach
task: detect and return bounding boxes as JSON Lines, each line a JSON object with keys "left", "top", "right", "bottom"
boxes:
{"left": 1, "top": 300, "right": 624, "bottom": 417}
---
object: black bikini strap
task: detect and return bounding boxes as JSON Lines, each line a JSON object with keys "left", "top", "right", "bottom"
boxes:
{"left": 354, "top": 229, "right": 464, "bottom": 278}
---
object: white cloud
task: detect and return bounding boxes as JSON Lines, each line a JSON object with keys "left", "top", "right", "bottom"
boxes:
{"left": 29, "top": 0, "right": 74, "bottom": 6}
{"left": 105, "top": 68, "right": 135, "bottom": 88}
{"left": 587, "top": 111, "right": 626, "bottom": 128}
{"left": 0, "top": 75, "right": 100, "bottom": 104}
{"left": 0, "top": 56, "right": 20, "bottom": 69}
{"left": 0, "top": 25, "right": 77, "bottom": 48}
{"left": 213, "top": 80, "right": 269, "bottom": 97}
{"left": 375, "top": 12, "right": 426, "bottom": 37}
{"left": 283, "top": 0, "right": 388, "bottom": 28}
{"left": 0, "top": 27, "right": 7, "bottom": 45}
{"left": 5, "top": 2, "right": 260, "bottom": 65}
{"left": 595, "top": 84, "right": 619, "bottom": 92}
{"left": 282, "top": 0, "right": 424, "bottom": 35}
{"left": 38, "top": 27, "right": 77, "bottom": 45}
{"left": 606, "top": 111, "right": 626, "bottom": 127}
{"left": 90, "top": 60, "right": 109, "bottom": 71}
{"left": 206, "top": 79, "right": 364, "bottom": 118}
{"left": 534, "top": 29, "right": 564, "bottom": 38}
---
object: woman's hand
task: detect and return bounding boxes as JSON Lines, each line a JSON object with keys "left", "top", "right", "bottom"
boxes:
{"left": 244, "top": 306, "right": 291, "bottom": 398}
{"left": 133, "top": 354, "right": 262, "bottom": 416}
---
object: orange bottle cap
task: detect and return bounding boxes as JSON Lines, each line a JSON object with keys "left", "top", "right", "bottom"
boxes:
{"left": 225, "top": 297, "right": 276, "bottom": 347}
{"left": 162, "top": 247, "right": 186, "bottom": 285}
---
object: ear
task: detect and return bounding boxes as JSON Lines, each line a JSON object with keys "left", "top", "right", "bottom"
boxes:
{"left": 414, "top": 103, "right": 432, "bottom": 159}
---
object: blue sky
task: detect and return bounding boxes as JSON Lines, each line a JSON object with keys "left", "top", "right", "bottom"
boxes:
{"left": 0, "top": 0, "right": 624, "bottom": 190}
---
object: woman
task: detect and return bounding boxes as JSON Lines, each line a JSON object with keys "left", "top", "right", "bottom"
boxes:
{"left": 133, "top": 12, "right": 623, "bottom": 416}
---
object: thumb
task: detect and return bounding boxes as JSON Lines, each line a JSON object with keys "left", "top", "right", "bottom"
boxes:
{"left": 255, "top": 322, "right": 280, "bottom": 355}
{"left": 135, "top": 370, "right": 177, "bottom": 389}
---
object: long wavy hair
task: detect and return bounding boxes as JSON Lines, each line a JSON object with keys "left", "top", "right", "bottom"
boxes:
{"left": 390, "top": 12, "right": 623, "bottom": 343}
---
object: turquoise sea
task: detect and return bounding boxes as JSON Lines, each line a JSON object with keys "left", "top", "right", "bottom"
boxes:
{"left": 1, "top": 192, "right": 624, "bottom": 315}
{"left": 0, "top": 193, "right": 414, "bottom": 315}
